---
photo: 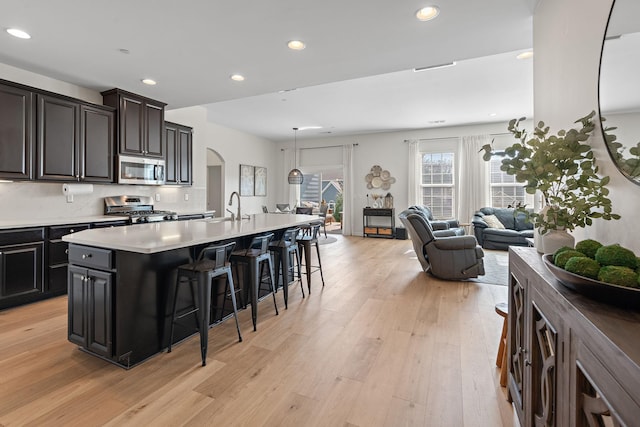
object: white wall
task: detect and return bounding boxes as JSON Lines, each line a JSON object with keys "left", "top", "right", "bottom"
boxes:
{"left": 274, "top": 122, "right": 523, "bottom": 234}
{"left": 534, "top": 0, "right": 640, "bottom": 253}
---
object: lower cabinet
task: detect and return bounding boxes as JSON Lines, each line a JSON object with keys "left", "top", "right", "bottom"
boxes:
{"left": 68, "top": 265, "right": 112, "bottom": 357}
{"left": 0, "top": 228, "right": 45, "bottom": 309}
{"left": 508, "top": 247, "right": 640, "bottom": 427}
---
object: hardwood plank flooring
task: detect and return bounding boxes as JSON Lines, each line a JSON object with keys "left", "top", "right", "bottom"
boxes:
{"left": 0, "top": 235, "right": 512, "bottom": 426}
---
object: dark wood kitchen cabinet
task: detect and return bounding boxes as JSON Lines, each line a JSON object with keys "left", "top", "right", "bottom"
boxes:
{"left": 0, "top": 82, "right": 34, "bottom": 180}
{"left": 508, "top": 247, "right": 640, "bottom": 427}
{"left": 164, "top": 121, "right": 193, "bottom": 185}
{"left": 68, "top": 265, "right": 112, "bottom": 358}
{"left": 102, "top": 88, "right": 166, "bottom": 159}
{"left": 67, "top": 244, "right": 114, "bottom": 358}
{"left": 0, "top": 228, "right": 45, "bottom": 310}
{"left": 36, "top": 94, "right": 115, "bottom": 182}
{"left": 47, "top": 223, "right": 90, "bottom": 295}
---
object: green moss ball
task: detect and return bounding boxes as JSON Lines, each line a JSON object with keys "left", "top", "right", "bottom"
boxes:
{"left": 597, "top": 266, "right": 639, "bottom": 288}
{"left": 564, "top": 257, "right": 601, "bottom": 280}
{"left": 594, "top": 244, "right": 638, "bottom": 269}
{"left": 555, "top": 250, "right": 586, "bottom": 269}
{"left": 553, "top": 246, "right": 575, "bottom": 264}
{"left": 574, "top": 239, "right": 603, "bottom": 259}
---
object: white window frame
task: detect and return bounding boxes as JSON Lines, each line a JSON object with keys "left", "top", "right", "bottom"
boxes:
{"left": 489, "top": 157, "right": 528, "bottom": 208}
{"left": 419, "top": 151, "right": 455, "bottom": 219}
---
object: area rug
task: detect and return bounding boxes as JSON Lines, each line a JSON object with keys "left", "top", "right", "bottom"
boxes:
{"left": 471, "top": 249, "right": 509, "bottom": 286}
{"left": 317, "top": 236, "right": 338, "bottom": 245}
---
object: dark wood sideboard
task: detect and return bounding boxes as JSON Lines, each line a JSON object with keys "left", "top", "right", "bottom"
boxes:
{"left": 508, "top": 246, "right": 640, "bottom": 426}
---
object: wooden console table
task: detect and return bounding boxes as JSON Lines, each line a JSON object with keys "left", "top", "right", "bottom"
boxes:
{"left": 363, "top": 208, "right": 395, "bottom": 238}
{"left": 508, "top": 247, "right": 640, "bottom": 426}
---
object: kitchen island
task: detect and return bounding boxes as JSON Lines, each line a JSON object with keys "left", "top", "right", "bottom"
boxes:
{"left": 62, "top": 213, "right": 319, "bottom": 368}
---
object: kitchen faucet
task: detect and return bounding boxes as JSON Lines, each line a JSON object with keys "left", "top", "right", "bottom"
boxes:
{"left": 228, "top": 191, "right": 241, "bottom": 221}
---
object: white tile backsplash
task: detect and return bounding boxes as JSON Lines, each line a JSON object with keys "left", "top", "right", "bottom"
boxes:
{"left": 0, "top": 181, "right": 206, "bottom": 223}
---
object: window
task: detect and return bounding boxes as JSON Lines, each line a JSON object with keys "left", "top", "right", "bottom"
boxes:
{"left": 490, "top": 157, "right": 526, "bottom": 208}
{"left": 420, "top": 152, "right": 455, "bottom": 218}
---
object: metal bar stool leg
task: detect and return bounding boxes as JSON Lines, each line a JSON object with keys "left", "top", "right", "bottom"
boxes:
{"left": 197, "top": 271, "right": 212, "bottom": 366}
{"left": 314, "top": 241, "right": 325, "bottom": 287}
{"left": 225, "top": 269, "right": 243, "bottom": 343}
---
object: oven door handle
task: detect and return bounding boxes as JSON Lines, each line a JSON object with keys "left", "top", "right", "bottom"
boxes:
{"left": 154, "top": 165, "right": 164, "bottom": 182}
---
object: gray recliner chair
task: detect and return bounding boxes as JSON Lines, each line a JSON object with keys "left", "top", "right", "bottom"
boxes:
{"left": 399, "top": 210, "right": 485, "bottom": 280}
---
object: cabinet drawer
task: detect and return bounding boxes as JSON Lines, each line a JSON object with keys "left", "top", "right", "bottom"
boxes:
{"left": 48, "top": 224, "right": 90, "bottom": 240}
{"left": 48, "top": 241, "right": 69, "bottom": 265}
{"left": 364, "top": 227, "right": 378, "bottom": 234}
{"left": 91, "top": 220, "right": 128, "bottom": 229}
{"left": 0, "top": 227, "right": 45, "bottom": 245}
{"left": 68, "top": 245, "right": 113, "bottom": 270}
{"left": 377, "top": 227, "right": 393, "bottom": 235}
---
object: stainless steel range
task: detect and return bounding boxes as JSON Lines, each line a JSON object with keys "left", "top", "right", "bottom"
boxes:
{"left": 104, "top": 195, "right": 178, "bottom": 224}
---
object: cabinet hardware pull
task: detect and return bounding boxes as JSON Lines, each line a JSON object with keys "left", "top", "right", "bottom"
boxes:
{"left": 65, "top": 249, "right": 69, "bottom": 254}
{"left": 81, "top": 253, "right": 93, "bottom": 259}
{"left": 525, "top": 359, "right": 531, "bottom": 366}
{"left": 70, "top": 229, "right": 75, "bottom": 233}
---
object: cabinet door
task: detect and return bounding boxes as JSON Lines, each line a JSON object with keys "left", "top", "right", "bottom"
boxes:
{"left": 37, "top": 95, "right": 80, "bottom": 181}
{"left": 0, "top": 84, "right": 34, "bottom": 180}
{"left": 87, "top": 269, "right": 112, "bottom": 357}
{"left": 0, "top": 242, "right": 44, "bottom": 302}
{"left": 81, "top": 105, "right": 114, "bottom": 182}
{"left": 178, "top": 127, "right": 192, "bottom": 184}
{"left": 164, "top": 122, "right": 178, "bottom": 184}
{"left": 145, "top": 101, "right": 164, "bottom": 158}
{"left": 529, "top": 301, "right": 558, "bottom": 427}
{"left": 508, "top": 264, "right": 526, "bottom": 424}
{"left": 119, "top": 95, "right": 144, "bottom": 156}
{"left": 67, "top": 265, "right": 87, "bottom": 346}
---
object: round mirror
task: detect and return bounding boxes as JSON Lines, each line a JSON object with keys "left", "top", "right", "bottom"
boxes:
{"left": 599, "top": 0, "right": 640, "bottom": 184}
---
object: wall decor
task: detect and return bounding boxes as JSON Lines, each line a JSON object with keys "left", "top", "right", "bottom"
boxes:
{"left": 365, "top": 165, "right": 396, "bottom": 190}
{"left": 254, "top": 166, "right": 267, "bottom": 196}
{"left": 239, "top": 164, "right": 254, "bottom": 196}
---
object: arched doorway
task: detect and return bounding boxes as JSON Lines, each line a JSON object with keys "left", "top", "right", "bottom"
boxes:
{"left": 206, "top": 149, "right": 224, "bottom": 217}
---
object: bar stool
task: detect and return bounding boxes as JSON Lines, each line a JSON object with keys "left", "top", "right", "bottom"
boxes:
{"left": 230, "top": 233, "right": 278, "bottom": 331}
{"left": 297, "top": 221, "right": 325, "bottom": 293}
{"left": 495, "top": 302, "right": 509, "bottom": 387}
{"left": 168, "top": 241, "right": 242, "bottom": 366}
{"left": 269, "top": 227, "right": 303, "bottom": 309}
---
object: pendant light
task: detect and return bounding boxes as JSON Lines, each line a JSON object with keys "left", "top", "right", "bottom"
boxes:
{"left": 288, "top": 127, "right": 304, "bottom": 184}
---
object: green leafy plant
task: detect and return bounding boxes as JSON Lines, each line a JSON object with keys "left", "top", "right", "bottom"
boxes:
{"left": 479, "top": 111, "right": 620, "bottom": 233}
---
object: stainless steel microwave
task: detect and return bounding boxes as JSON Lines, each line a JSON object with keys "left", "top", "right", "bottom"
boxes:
{"left": 117, "top": 155, "right": 165, "bottom": 185}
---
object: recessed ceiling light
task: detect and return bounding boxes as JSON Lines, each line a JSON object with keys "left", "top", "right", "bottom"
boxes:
{"left": 287, "top": 40, "right": 306, "bottom": 50}
{"left": 416, "top": 6, "right": 440, "bottom": 21}
{"left": 429, "top": 120, "right": 446, "bottom": 124}
{"left": 141, "top": 78, "right": 157, "bottom": 85}
{"left": 297, "top": 126, "right": 322, "bottom": 131}
{"left": 517, "top": 51, "right": 534, "bottom": 60}
{"left": 119, "top": 48, "right": 130, "bottom": 54}
{"left": 230, "top": 74, "right": 245, "bottom": 81}
{"left": 6, "top": 28, "right": 31, "bottom": 39}
{"left": 489, "top": 113, "right": 497, "bottom": 117}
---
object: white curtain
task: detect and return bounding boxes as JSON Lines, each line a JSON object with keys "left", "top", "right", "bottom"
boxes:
{"left": 457, "top": 135, "right": 490, "bottom": 224}
{"left": 342, "top": 144, "right": 354, "bottom": 235}
{"left": 407, "top": 139, "right": 421, "bottom": 206}
{"left": 282, "top": 148, "right": 299, "bottom": 208}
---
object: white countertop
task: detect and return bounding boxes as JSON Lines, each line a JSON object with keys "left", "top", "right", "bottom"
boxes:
{"left": 62, "top": 213, "right": 320, "bottom": 254}
{"left": 0, "top": 215, "right": 130, "bottom": 230}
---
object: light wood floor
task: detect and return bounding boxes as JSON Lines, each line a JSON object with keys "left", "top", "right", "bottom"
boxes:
{"left": 0, "top": 235, "right": 512, "bottom": 427}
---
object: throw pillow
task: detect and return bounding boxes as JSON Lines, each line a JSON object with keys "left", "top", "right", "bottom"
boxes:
{"left": 483, "top": 214, "right": 505, "bottom": 229}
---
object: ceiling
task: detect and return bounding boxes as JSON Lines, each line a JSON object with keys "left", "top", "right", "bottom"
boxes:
{"left": 1, "top": 0, "right": 538, "bottom": 141}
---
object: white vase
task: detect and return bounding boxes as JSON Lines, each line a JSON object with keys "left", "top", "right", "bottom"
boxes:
{"left": 541, "top": 229, "right": 575, "bottom": 254}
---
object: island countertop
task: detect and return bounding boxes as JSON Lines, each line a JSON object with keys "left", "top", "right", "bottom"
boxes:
{"left": 62, "top": 213, "right": 320, "bottom": 254}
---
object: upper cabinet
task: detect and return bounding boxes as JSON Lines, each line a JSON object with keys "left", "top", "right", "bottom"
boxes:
{"left": 37, "top": 94, "right": 115, "bottom": 183}
{"left": 164, "top": 121, "right": 193, "bottom": 185}
{"left": 0, "top": 82, "right": 34, "bottom": 180}
{"left": 102, "top": 89, "right": 166, "bottom": 159}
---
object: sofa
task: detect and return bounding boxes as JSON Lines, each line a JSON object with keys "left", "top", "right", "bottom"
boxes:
{"left": 472, "top": 207, "right": 534, "bottom": 250}
{"left": 406, "top": 205, "right": 465, "bottom": 236}
{"left": 399, "top": 210, "right": 485, "bottom": 280}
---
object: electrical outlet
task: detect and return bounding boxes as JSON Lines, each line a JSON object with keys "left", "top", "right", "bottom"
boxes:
{"left": 155, "top": 193, "right": 160, "bottom": 202}
{"left": 184, "top": 193, "right": 189, "bottom": 201}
